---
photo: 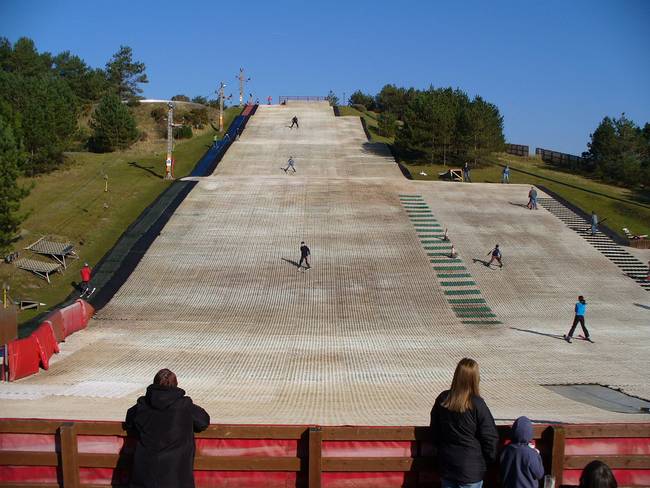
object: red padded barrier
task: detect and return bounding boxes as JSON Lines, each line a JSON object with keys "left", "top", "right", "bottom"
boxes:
{"left": 0, "top": 466, "right": 58, "bottom": 483}
{"left": 31, "top": 322, "right": 59, "bottom": 370}
{"left": 565, "top": 437, "right": 650, "bottom": 455}
{"left": 563, "top": 468, "right": 650, "bottom": 486}
{"left": 7, "top": 336, "right": 41, "bottom": 381}
{"left": 323, "top": 472, "right": 419, "bottom": 488}
{"left": 61, "top": 300, "right": 88, "bottom": 337}
{"left": 47, "top": 310, "right": 66, "bottom": 342}
{"left": 196, "top": 438, "right": 298, "bottom": 456}
{"left": 194, "top": 471, "right": 299, "bottom": 487}
{"left": 43, "top": 318, "right": 65, "bottom": 343}
{"left": 0, "top": 433, "right": 56, "bottom": 452}
{"left": 79, "top": 298, "right": 95, "bottom": 325}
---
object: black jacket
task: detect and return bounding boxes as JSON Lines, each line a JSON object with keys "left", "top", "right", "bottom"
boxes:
{"left": 430, "top": 390, "right": 499, "bottom": 484}
{"left": 125, "top": 385, "right": 210, "bottom": 488}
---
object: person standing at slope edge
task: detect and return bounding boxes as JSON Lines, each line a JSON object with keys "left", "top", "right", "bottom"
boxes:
{"left": 502, "top": 165, "right": 510, "bottom": 184}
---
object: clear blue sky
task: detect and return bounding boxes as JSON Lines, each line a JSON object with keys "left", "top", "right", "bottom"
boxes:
{"left": 2, "top": 0, "right": 649, "bottom": 154}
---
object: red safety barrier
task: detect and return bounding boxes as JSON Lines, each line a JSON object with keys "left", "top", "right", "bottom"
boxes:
{"left": 7, "top": 336, "right": 41, "bottom": 381}
{"left": 46, "top": 311, "right": 66, "bottom": 342}
{"left": 60, "top": 299, "right": 93, "bottom": 338}
{"left": 42, "top": 318, "right": 65, "bottom": 343}
{"left": 241, "top": 104, "right": 257, "bottom": 116}
{"left": 31, "top": 322, "right": 59, "bottom": 370}
{"left": 79, "top": 299, "right": 95, "bottom": 326}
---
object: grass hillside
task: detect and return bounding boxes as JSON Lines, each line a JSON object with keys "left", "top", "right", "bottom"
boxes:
{"left": 337, "top": 106, "right": 393, "bottom": 144}
{"left": 337, "top": 108, "right": 650, "bottom": 240}
{"left": 3, "top": 105, "right": 241, "bottom": 325}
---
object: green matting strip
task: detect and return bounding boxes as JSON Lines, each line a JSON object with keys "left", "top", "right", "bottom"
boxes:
{"left": 445, "top": 289, "right": 482, "bottom": 295}
{"left": 448, "top": 298, "right": 487, "bottom": 304}
{"left": 462, "top": 320, "right": 502, "bottom": 325}
{"left": 440, "top": 281, "right": 477, "bottom": 287}
{"left": 401, "top": 196, "right": 499, "bottom": 325}
{"left": 440, "top": 281, "right": 476, "bottom": 286}
{"left": 453, "top": 306, "right": 492, "bottom": 312}
{"left": 456, "top": 311, "right": 497, "bottom": 317}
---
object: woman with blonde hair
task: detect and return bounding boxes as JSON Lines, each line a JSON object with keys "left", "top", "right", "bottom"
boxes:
{"left": 430, "top": 358, "right": 499, "bottom": 488}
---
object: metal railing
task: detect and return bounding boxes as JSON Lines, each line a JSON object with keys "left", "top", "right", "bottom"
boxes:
{"left": 278, "top": 96, "right": 327, "bottom": 104}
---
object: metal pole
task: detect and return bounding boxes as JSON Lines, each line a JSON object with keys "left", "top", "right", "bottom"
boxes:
{"left": 238, "top": 68, "right": 244, "bottom": 107}
{"left": 219, "top": 82, "right": 225, "bottom": 132}
{"left": 236, "top": 68, "right": 251, "bottom": 108}
{"left": 164, "top": 101, "right": 175, "bottom": 180}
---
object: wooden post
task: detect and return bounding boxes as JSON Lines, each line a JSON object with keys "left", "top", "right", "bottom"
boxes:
{"left": 308, "top": 426, "right": 322, "bottom": 488}
{"left": 59, "top": 422, "right": 80, "bottom": 488}
{"left": 550, "top": 425, "right": 566, "bottom": 487}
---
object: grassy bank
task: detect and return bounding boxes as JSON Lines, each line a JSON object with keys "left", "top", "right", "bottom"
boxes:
{"left": 3, "top": 106, "right": 240, "bottom": 325}
{"left": 402, "top": 155, "right": 650, "bottom": 239}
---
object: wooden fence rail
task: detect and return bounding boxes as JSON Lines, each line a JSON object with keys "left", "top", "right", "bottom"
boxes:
{"left": 0, "top": 420, "right": 649, "bottom": 487}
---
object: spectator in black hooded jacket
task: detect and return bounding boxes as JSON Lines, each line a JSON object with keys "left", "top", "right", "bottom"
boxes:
{"left": 430, "top": 358, "right": 499, "bottom": 488}
{"left": 126, "top": 369, "right": 210, "bottom": 488}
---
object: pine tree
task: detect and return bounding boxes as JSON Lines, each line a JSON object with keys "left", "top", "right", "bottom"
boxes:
{"left": 326, "top": 90, "right": 339, "bottom": 106}
{"left": 89, "top": 94, "right": 139, "bottom": 152}
{"left": 0, "top": 116, "right": 30, "bottom": 252}
{"left": 105, "top": 45, "right": 148, "bottom": 100}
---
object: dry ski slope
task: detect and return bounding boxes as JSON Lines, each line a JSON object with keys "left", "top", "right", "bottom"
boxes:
{"left": 2, "top": 102, "right": 649, "bottom": 424}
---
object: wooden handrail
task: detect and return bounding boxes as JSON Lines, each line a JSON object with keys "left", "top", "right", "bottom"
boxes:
{"left": 1, "top": 420, "right": 650, "bottom": 488}
{"left": 308, "top": 427, "right": 322, "bottom": 488}
{"left": 59, "top": 423, "right": 80, "bottom": 488}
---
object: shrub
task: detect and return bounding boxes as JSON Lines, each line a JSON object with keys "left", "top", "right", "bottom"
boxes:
{"left": 89, "top": 93, "right": 139, "bottom": 152}
{"left": 173, "top": 125, "right": 192, "bottom": 139}
{"left": 188, "top": 108, "right": 208, "bottom": 129}
{"left": 150, "top": 106, "right": 166, "bottom": 122}
{"left": 349, "top": 90, "right": 376, "bottom": 111}
{"left": 378, "top": 111, "right": 397, "bottom": 137}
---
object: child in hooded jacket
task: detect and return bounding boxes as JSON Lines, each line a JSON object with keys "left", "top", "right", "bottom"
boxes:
{"left": 500, "top": 416, "right": 545, "bottom": 488}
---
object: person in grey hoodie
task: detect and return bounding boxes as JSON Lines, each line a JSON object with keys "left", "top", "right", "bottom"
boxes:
{"left": 500, "top": 416, "right": 545, "bottom": 488}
